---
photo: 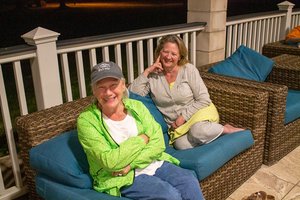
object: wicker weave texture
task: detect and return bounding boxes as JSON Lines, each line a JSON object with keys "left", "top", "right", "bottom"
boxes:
{"left": 197, "top": 54, "right": 300, "bottom": 166}
{"left": 269, "top": 54, "right": 300, "bottom": 90}
{"left": 262, "top": 40, "right": 300, "bottom": 58}
{"left": 199, "top": 81, "right": 268, "bottom": 200}
{"left": 15, "top": 87, "right": 268, "bottom": 200}
{"left": 16, "top": 96, "right": 94, "bottom": 200}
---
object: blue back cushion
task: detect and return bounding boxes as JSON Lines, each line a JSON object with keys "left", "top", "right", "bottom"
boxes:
{"left": 285, "top": 89, "right": 300, "bottom": 124}
{"left": 30, "top": 130, "right": 92, "bottom": 189}
{"left": 129, "top": 91, "right": 168, "bottom": 134}
{"left": 209, "top": 45, "right": 274, "bottom": 81}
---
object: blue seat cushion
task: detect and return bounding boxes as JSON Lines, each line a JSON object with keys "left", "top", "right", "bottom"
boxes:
{"left": 165, "top": 130, "right": 254, "bottom": 181}
{"left": 209, "top": 45, "right": 274, "bottom": 82}
{"left": 285, "top": 89, "right": 300, "bottom": 124}
{"left": 35, "top": 173, "right": 131, "bottom": 200}
{"left": 30, "top": 130, "right": 92, "bottom": 189}
{"left": 129, "top": 91, "right": 168, "bottom": 134}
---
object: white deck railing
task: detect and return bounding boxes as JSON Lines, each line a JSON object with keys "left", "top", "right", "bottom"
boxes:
{"left": 225, "top": 11, "right": 285, "bottom": 57}
{"left": 56, "top": 23, "right": 205, "bottom": 102}
{"left": 0, "top": 22, "right": 205, "bottom": 199}
{"left": 0, "top": 48, "right": 35, "bottom": 199}
{"left": 225, "top": 7, "right": 300, "bottom": 58}
{"left": 291, "top": 10, "right": 300, "bottom": 28}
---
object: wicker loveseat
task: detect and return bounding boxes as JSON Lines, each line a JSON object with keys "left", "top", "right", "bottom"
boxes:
{"left": 198, "top": 54, "right": 300, "bottom": 166}
{"left": 262, "top": 40, "right": 300, "bottom": 58}
{"left": 16, "top": 79, "right": 269, "bottom": 200}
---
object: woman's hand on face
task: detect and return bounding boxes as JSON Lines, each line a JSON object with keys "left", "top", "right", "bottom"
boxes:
{"left": 143, "top": 55, "right": 163, "bottom": 76}
{"left": 112, "top": 165, "right": 131, "bottom": 177}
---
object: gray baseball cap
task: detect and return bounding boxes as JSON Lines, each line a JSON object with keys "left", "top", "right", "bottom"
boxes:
{"left": 91, "top": 62, "right": 124, "bottom": 85}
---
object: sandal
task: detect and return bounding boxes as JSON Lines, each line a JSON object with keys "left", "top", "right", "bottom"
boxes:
{"left": 266, "top": 194, "right": 275, "bottom": 200}
{"left": 242, "top": 191, "right": 275, "bottom": 200}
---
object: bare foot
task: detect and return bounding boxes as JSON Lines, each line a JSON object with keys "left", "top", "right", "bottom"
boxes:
{"left": 223, "top": 124, "right": 245, "bottom": 134}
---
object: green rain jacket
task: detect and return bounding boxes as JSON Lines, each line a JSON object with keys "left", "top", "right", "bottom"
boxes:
{"left": 77, "top": 98, "right": 180, "bottom": 197}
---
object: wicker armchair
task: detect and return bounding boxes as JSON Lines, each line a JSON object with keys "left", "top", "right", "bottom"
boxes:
{"left": 198, "top": 54, "right": 300, "bottom": 166}
{"left": 15, "top": 83, "right": 269, "bottom": 200}
{"left": 262, "top": 40, "right": 300, "bottom": 58}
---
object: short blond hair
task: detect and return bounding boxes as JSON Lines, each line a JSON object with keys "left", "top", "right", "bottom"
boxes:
{"left": 154, "top": 35, "right": 189, "bottom": 66}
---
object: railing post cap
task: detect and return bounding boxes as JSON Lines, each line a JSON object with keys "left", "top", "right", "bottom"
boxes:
{"left": 277, "top": 1, "right": 295, "bottom": 10}
{"left": 21, "top": 27, "right": 60, "bottom": 45}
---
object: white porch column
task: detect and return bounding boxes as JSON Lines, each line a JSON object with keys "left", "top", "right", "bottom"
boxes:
{"left": 22, "top": 27, "right": 63, "bottom": 110}
{"left": 187, "top": 0, "right": 227, "bottom": 66}
{"left": 278, "top": 1, "right": 295, "bottom": 40}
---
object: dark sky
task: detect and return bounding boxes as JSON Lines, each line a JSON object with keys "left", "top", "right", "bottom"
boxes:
{"left": 228, "top": 0, "right": 300, "bottom": 16}
{"left": 1, "top": 0, "right": 300, "bottom": 48}
{"left": 2, "top": 1, "right": 187, "bottom": 47}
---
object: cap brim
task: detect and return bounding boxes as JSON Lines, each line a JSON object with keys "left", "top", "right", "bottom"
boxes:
{"left": 92, "top": 75, "right": 121, "bottom": 85}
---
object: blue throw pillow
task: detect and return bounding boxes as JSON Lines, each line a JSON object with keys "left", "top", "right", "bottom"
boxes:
{"left": 209, "top": 45, "right": 274, "bottom": 81}
{"left": 129, "top": 91, "right": 168, "bottom": 134}
{"left": 30, "top": 130, "right": 92, "bottom": 189}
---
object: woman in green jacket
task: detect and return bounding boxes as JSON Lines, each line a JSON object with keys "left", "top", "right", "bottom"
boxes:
{"left": 77, "top": 61, "right": 204, "bottom": 200}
